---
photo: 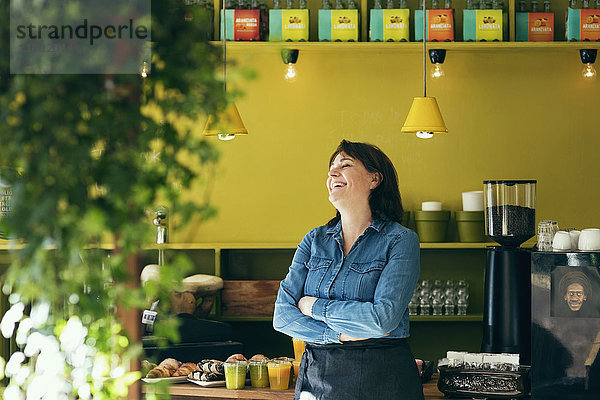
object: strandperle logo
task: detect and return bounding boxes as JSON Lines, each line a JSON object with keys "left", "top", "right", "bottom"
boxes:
{"left": 15, "top": 18, "right": 149, "bottom": 46}
{"left": 10, "top": 0, "right": 151, "bottom": 74}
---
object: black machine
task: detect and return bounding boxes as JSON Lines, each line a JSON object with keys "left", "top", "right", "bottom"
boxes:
{"left": 142, "top": 313, "right": 243, "bottom": 362}
{"left": 481, "top": 180, "right": 537, "bottom": 365}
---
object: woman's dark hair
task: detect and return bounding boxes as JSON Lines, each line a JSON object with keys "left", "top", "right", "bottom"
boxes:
{"left": 327, "top": 139, "right": 403, "bottom": 227}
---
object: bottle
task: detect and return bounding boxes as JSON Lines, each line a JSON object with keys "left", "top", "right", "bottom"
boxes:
{"left": 374, "top": 0, "right": 383, "bottom": 8}
{"left": 518, "top": 0, "right": 527, "bottom": 12}
{"left": 348, "top": 0, "right": 358, "bottom": 8}
{"left": 569, "top": 0, "right": 577, "bottom": 8}
{"left": 418, "top": 0, "right": 425, "bottom": 9}
{"left": 286, "top": 0, "right": 295, "bottom": 8}
{"left": 273, "top": 0, "right": 281, "bottom": 8}
{"left": 491, "top": 0, "right": 500, "bottom": 9}
{"left": 334, "top": 0, "right": 345, "bottom": 8}
{"left": 386, "top": 0, "right": 395, "bottom": 8}
{"left": 444, "top": 0, "right": 452, "bottom": 8}
{"left": 582, "top": 0, "right": 589, "bottom": 8}
{"left": 543, "top": 0, "right": 551, "bottom": 12}
{"left": 399, "top": 0, "right": 408, "bottom": 7}
{"left": 479, "top": 0, "right": 486, "bottom": 9}
{"left": 531, "top": 0, "right": 538, "bottom": 12}
{"left": 432, "top": 0, "right": 440, "bottom": 8}
{"left": 596, "top": 0, "right": 600, "bottom": 9}
{"left": 466, "top": 0, "right": 474, "bottom": 9}
{"left": 299, "top": 0, "right": 307, "bottom": 7}
{"left": 237, "top": 0, "right": 246, "bottom": 9}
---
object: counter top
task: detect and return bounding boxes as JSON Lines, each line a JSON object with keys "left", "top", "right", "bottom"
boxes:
{"left": 141, "top": 375, "right": 446, "bottom": 399}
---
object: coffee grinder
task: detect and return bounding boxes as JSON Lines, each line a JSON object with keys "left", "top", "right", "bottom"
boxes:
{"left": 481, "top": 180, "right": 537, "bottom": 364}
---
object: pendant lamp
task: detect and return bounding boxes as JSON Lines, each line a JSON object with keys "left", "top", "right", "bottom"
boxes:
{"left": 401, "top": 1, "right": 447, "bottom": 139}
{"left": 202, "top": 1, "right": 248, "bottom": 140}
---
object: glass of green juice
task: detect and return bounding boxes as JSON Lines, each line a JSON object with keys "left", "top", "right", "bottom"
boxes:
{"left": 249, "top": 360, "right": 270, "bottom": 388}
{"left": 224, "top": 361, "right": 248, "bottom": 390}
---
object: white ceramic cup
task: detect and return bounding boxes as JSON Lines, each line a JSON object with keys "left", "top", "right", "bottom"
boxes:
{"left": 462, "top": 191, "right": 484, "bottom": 212}
{"left": 422, "top": 201, "right": 442, "bottom": 211}
{"left": 569, "top": 230, "right": 580, "bottom": 250}
{"left": 578, "top": 228, "right": 600, "bottom": 251}
{"left": 552, "top": 231, "right": 572, "bottom": 251}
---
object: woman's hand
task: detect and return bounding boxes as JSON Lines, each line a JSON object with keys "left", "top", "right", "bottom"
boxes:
{"left": 297, "top": 296, "right": 317, "bottom": 316}
{"left": 339, "top": 333, "right": 370, "bottom": 342}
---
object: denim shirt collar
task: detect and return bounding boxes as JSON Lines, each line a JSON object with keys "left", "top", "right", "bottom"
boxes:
{"left": 325, "top": 217, "right": 386, "bottom": 236}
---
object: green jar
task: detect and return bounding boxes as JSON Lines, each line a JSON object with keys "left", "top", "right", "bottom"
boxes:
{"left": 455, "top": 211, "right": 485, "bottom": 242}
{"left": 249, "top": 361, "right": 269, "bottom": 388}
{"left": 414, "top": 210, "right": 450, "bottom": 242}
{"left": 224, "top": 361, "right": 247, "bottom": 390}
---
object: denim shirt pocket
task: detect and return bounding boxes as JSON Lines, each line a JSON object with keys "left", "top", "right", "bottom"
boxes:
{"left": 345, "top": 260, "right": 386, "bottom": 301}
{"left": 304, "top": 256, "right": 333, "bottom": 297}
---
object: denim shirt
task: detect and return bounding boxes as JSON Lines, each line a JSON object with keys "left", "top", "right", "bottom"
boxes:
{"left": 273, "top": 218, "right": 420, "bottom": 345}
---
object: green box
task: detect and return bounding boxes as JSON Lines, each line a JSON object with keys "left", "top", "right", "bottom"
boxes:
{"left": 463, "top": 9, "right": 503, "bottom": 41}
{"left": 269, "top": 9, "right": 309, "bottom": 42}
{"left": 319, "top": 9, "right": 359, "bottom": 41}
{"left": 370, "top": 9, "right": 410, "bottom": 42}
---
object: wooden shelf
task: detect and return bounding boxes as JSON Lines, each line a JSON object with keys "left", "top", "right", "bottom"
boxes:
{"left": 410, "top": 314, "right": 483, "bottom": 322}
{"left": 0, "top": 240, "right": 537, "bottom": 251}
{"left": 212, "top": 41, "right": 600, "bottom": 54}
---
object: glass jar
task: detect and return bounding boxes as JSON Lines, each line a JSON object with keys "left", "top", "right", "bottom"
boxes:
{"left": 484, "top": 180, "right": 537, "bottom": 247}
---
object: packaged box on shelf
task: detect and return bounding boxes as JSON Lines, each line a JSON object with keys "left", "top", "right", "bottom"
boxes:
{"left": 269, "top": 9, "right": 309, "bottom": 41}
{"left": 414, "top": 9, "right": 455, "bottom": 42}
{"left": 463, "top": 9, "right": 503, "bottom": 41}
{"left": 369, "top": 9, "right": 410, "bottom": 42}
{"left": 220, "top": 9, "right": 261, "bottom": 41}
{"left": 566, "top": 7, "right": 600, "bottom": 41}
{"left": 319, "top": 9, "right": 359, "bottom": 41}
{"left": 516, "top": 12, "right": 554, "bottom": 41}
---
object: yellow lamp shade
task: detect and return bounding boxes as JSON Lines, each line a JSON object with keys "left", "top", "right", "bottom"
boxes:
{"left": 401, "top": 96, "right": 448, "bottom": 135}
{"left": 202, "top": 102, "right": 248, "bottom": 139}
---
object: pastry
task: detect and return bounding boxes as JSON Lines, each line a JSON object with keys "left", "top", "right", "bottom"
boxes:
{"left": 158, "top": 358, "right": 181, "bottom": 373}
{"left": 225, "top": 353, "right": 247, "bottom": 362}
{"left": 146, "top": 365, "right": 171, "bottom": 378}
{"left": 173, "top": 362, "right": 200, "bottom": 377}
{"left": 249, "top": 354, "right": 269, "bottom": 362}
{"left": 198, "top": 359, "right": 224, "bottom": 374}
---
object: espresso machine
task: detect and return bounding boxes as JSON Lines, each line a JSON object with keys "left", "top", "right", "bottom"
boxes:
{"left": 481, "top": 180, "right": 537, "bottom": 365}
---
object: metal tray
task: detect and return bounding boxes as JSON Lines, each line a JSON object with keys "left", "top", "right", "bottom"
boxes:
{"left": 437, "top": 365, "right": 530, "bottom": 399}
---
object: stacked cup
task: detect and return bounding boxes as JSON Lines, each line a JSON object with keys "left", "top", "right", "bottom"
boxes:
{"left": 415, "top": 202, "right": 450, "bottom": 242}
{"left": 456, "top": 191, "right": 485, "bottom": 242}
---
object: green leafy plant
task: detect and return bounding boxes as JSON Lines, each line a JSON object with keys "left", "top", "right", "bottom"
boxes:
{"left": 0, "top": 0, "right": 236, "bottom": 398}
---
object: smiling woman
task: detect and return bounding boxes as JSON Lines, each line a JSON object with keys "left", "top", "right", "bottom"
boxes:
{"left": 273, "top": 140, "right": 424, "bottom": 400}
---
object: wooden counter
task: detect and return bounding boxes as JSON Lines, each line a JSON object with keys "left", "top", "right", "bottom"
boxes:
{"left": 142, "top": 375, "right": 445, "bottom": 399}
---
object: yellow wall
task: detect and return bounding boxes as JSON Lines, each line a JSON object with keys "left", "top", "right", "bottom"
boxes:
{"left": 173, "top": 45, "right": 600, "bottom": 244}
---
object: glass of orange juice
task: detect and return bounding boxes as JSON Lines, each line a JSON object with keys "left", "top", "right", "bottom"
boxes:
{"left": 267, "top": 360, "right": 292, "bottom": 390}
{"left": 292, "top": 337, "right": 305, "bottom": 362}
{"left": 292, "top": 360, "right": 301, "bottom": 382}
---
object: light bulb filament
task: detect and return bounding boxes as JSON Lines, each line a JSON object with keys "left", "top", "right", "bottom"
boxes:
{"left": 431, "top": 64, "right": 444, "bottom": 79}
{"left": 583, "top": 63, "right": 596, "bottom": 79}
{"left": 284, "top": 63, "right": 297, "bottom": 82}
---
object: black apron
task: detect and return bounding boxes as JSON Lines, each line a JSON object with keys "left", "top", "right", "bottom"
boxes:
{"left": 294, "top": 338, "right": 425, "bottom": 400}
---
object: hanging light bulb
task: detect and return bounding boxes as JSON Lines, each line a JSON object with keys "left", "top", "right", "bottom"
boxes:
{"left": 284, "top": 63, "right": 297, "bottom": 82}
{"left": 579, "top": 49, "right": 597, "bottom": 80}
{"left": 401, "top": 0, "right": 448, "bottom": 139}
{"left": 582, "top": 63, "right": 597, "bottom": 79}
{"left": 431, "top": 64, "right": 445, "bottom": 79}
{"left": 202, "top": 0, "right": 248, "bottom": 140}
{"left": 416, "top": 131, "right": 434, "bottom": 139}
{"left": 281, "top": 49, "right": 300, "bottom": 83}
{"left": 429, "top": 49, "right": 446, "bottom": 80}
{"left": 140, "top": 61, "right": 149, "bottom": 78}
